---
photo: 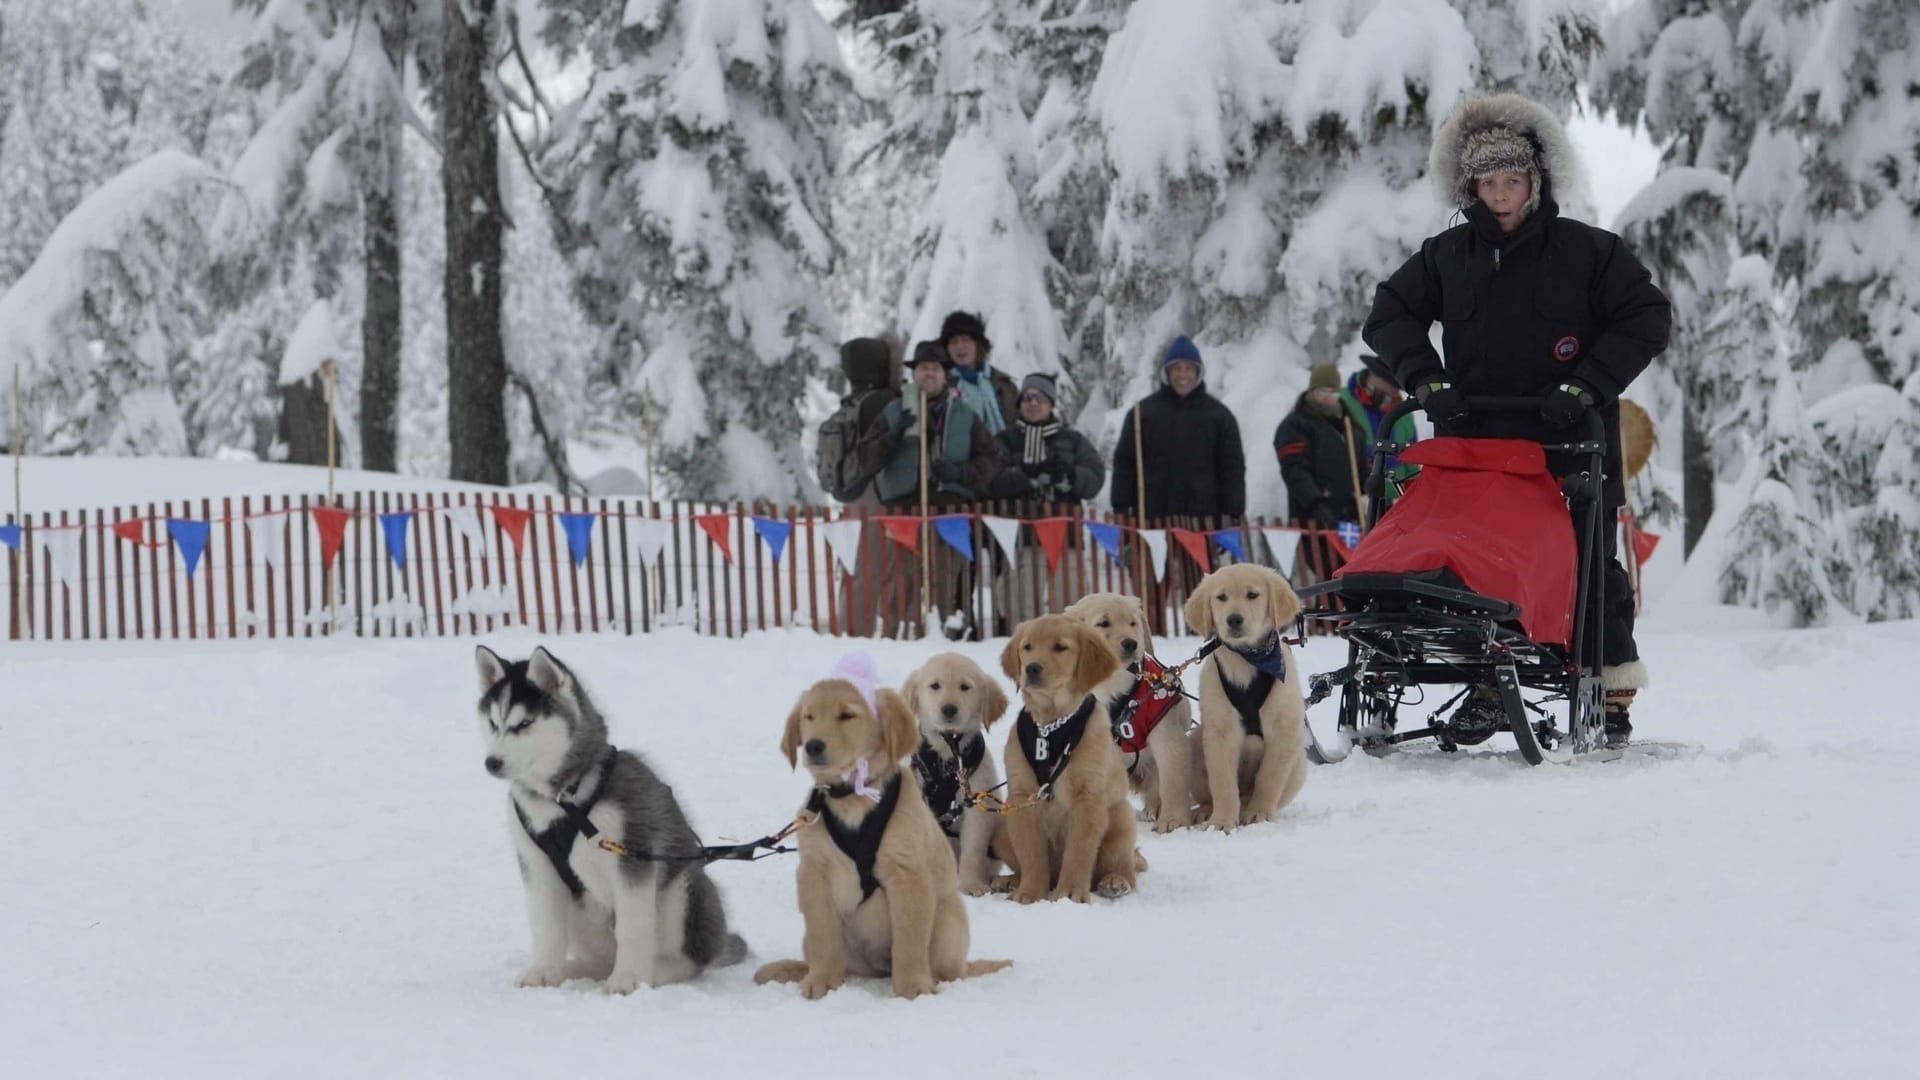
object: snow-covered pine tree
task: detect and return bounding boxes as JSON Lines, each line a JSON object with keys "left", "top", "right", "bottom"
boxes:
{"left": 542, "top": 0, "right": 848, "bottom": 501}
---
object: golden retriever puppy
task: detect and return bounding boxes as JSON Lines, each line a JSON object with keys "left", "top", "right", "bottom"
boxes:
{"left": 754, "top": 656, "right": 1010, "bottom": 1000}
{"left": 1183, "top": 565, "right": 1309, "bottom": 830}
{"left": 902, "top": 653, "right": 1009, "bottom": 896}
{"left": 1064, "top": 593, "right": 1203, "bottom": 832}
{"left": 995, "top": 615, "right": 1140, "bottom": 904}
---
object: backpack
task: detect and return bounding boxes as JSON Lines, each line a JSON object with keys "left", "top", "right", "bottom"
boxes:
{"left": 816, "top": 389, "right": 890, "bottom": 500}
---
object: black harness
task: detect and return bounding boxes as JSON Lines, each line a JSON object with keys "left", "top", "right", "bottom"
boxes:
{"left": 514, "top": 751, "right": 616, "bottom": 900}
{"left": 912, "top": 732, "right": 985, "bottom": 837}
{"left": 807, "top": 772, "right": 904, "bottom": 900}
{"left": 1014, "top": 694, "right": 1098, "bottom": 796}
{"left": 1217, "top": 634, "right": 1288, "bottom": 738}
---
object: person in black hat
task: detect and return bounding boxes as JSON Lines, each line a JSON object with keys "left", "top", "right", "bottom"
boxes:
{"left": 983, "top": 372, "right": 1105, "bottom": 624}
{"left": 940, "top": 310, "right": 1018, "bottom": 434}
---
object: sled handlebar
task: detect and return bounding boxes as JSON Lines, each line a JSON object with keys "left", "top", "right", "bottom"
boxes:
{"left": 1377, "top": 395, "right": 1608, "bottom": 443}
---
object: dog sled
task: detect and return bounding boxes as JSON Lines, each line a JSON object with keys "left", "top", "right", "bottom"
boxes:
{"left": 1298, "top": 397, "right": 1612, "bottom": 765}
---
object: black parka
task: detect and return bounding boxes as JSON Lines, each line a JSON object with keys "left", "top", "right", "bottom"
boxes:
{"left": 1110, "top": 383, "right": 1246, "bottom": 520}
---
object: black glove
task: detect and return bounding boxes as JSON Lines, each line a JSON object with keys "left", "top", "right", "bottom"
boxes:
{"left": 1541, "top": 381, "right": 1595, "bottom": 429}
{"left": 930, "top": 461, "right": 965, "bottom": 484}
{"left": 1019, "top": 459, "right": 1049, "bottom": 477}
{"left": 1414, "top": 378, "right": 1469, "bottom": 427}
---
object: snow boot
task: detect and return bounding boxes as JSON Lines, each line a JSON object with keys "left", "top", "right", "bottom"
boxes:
{"left": 1601, "top": 661, "right": 1647, "bottom": 750}
{"left": 1447, "top": 684, "right": 1505, "bottom": 746}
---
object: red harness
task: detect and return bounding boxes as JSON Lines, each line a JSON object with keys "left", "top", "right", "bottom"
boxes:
{"left": 1110, "top": 654, "right": 1185, "bottom": 754}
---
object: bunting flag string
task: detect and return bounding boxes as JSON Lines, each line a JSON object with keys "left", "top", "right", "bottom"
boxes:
{"left": 749, "top": 516, "right": 791, "bottom": 564}
{"left": 379, "top": 511, "right": 415, "bottom": 571}
{"left": 1085, "top": 521, "right": 1124, "bottom": 565}
{"left": 880, "top": 516, "right": 921, "bottom": 554}
{"left": 247, "top": 511, "right": 288, "bottom": 569}
{"left": 1031, "top": 518, "right": 1069, "bottom": 572}
{"left": 34, "top": 527, "right": 81, "bottom": 587}
{"left": 444, "top": 505, "right": 489, "bottom": 558}
{"left": 489, "top": 506, "right": 532, "bottom": 556}
{"left": 1171, "top": 527, "right": 1212, "bottom": 573}
{"left": 558, "top": 513, "right": 597, "bottom": 568}
{"left": 1211, "top": 528, "right": 1247, "bottom": 564}
{"left": 820, "top": 518, "right": 863, "bottom": 575}
{"left": 112, "top": 519, "right": 152, "bottom": 547}
{"left": 167, "top": 518, "right": 211, "bottom": 580}
{"left": 979, "top": 515, "right": 1021, "bottom": 561}
{"left": 693, "top": 513, "right": 734, "bottom": 563}
{"left": 1260, "top": 527, "right": 1301, "bottom": 572}
{"left": 1136, "top": 528, "right": 1169, "bottom": 582}
{"left": 0, "top": 523, "right": 20, "bottom": 551}
{"left": 933, "top": 516, "right": 974, "bottom": 563}
{"left": 628, "top": 517, "right": 674, "bottom": 568}
{"left": 1335, "top": 521, "right": 1363, "bottom": 551}
{"left": 310, "top": 507, "right": 353, "bottom": 569}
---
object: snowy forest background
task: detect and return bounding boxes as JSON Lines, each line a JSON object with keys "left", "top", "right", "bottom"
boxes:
{"left": 0, "top": 0, "right": 1913, "bottom": 628}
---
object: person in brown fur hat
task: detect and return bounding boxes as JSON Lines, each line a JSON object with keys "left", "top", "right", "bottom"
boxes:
{"left": 1363, "top": 92, "right": 1673, "bottom": 750}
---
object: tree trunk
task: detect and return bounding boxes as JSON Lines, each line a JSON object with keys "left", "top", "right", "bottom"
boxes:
{"left": 442, "top": 0, "right": 508, "bottom": 484}
{"left": 1682, "top": 401, "right": 1713, "bottom": 556}
{"left": 278, "top": 374, "right": 337, "bottom": 467}
{"left": 359, "top": 5, "right": 407, "bottom": 473}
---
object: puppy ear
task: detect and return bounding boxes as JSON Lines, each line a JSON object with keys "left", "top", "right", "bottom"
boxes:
{"left": 1131, "top": 598, "right": 1156, "bottom": 656}
{"left": 900, "top": 672, "right": 921, "bottom": 716}
{"left": 1072, "top": 623, "right": 1120, "bottom": 692}
{"left": 780, "top": 700, "right": 803, "bottom": 769}
{"left": 875, "top": 688, "right": 919, "bottom": 765}
{"left": 999, "top": 626, "right": 1025, "bottom": 681}
{"left": 981, "top": 677, "right": 1010, "bottom": 730}
{"left": 1267, "top": 567, "right": 1302, "bottom": 628}
{"left": 1184, "top": 573, "right": 1216, "bottom": 637}
{"left": 475, "top": 645, "right": 507, "bottom": 691}
{"left": 525, "top": 646, "right": 571, "bottom": 697}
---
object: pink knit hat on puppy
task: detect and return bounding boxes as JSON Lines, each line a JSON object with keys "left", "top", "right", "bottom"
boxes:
{"left": 829, "top": 653, "right": 882, "bottom": 716}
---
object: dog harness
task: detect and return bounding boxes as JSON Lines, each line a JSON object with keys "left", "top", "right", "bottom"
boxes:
{"left": 1217, "top": 633, "right": 1287, "bottom": 738}
{"left": 514, "top": 751, "right": 617, "bottom": 901}
{"left": 1014, "top": 694, "right": 1098, "bottom": 797}
{"left": 912, "top": 732, "right": 986, "bottom": 837}
{"left": 807, "top": 772, "right": 903, "bottom": 901}
{"left": 1106, "top": 654, "right": 1185, "bottom": 756}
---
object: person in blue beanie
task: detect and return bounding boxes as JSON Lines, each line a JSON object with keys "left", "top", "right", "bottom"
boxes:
{"left": 1110, "top": 335, "right": 1245, "bottom": 522}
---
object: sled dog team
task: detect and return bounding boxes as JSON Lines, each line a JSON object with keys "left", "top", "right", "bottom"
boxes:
{"left": 476, "top": 564, "right": 1308, "bottom": 1000}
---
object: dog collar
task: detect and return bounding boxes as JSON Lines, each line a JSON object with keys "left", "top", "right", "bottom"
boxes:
{"left": 1225, "top": 631, "right": 1286, "bottom": 682}
{"left": 817, "top": 756, "right": 884, "bottom": 803}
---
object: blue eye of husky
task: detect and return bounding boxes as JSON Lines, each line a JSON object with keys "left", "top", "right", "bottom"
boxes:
{"left": 507, "top": 715, "right": 536, "bottom": 734}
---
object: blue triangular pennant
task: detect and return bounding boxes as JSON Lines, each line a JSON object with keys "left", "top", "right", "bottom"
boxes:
{"left": 166, "top": 518, "right": 211, "bottom": 580}
{"left": 558, "top": 513, "right": 597, "bottom": 567}
{"left": 0, "top": 523, "right": 19, "bottom": 551}
{"left": 1086, "top": 522, "right": 1124, "bottom": 565}
{"left": 934, "top": 516, "right": 974, "bottom": 563}
{"left": 379, "top": 511, "right": 414, "bottom": 571}
{"left": 1211, "top": 529, "right": 1247, "bottom": 563}
{"left": 750, "top": 516, "right": 792, "bottom": 564}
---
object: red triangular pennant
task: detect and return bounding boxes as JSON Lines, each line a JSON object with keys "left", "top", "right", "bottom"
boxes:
{"left": 1031, "top": 518, "right": 1069, "bottom": 572}
{"left": 880, "top": 516, "right": 922, "bottom": 554}
{"left": 694, "top": 513, "right": 734, "bottom": 562}
{"left": 489, "top": 506, "right": 532, "bottom": 555}
{"left": 1171, "top": 527, "right": 1212, "bottom": 573}
{"left": 1634, "top": 528, "right": 1661, "bottom": 567}
{"left": 310, "top": 507, "right": 353, "bottom": 569}
{"left": 112, "top": 519, "right": 148, "bottom": 547}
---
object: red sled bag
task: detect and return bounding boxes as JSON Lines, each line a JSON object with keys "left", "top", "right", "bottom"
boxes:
{"left": 1335, "top": 437, "right": 1577, "bottom": 648}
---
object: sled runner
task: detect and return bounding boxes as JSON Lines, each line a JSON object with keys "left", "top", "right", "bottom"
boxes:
{"left": 1298, "top": 397, "right": 1612, "bottom": 765}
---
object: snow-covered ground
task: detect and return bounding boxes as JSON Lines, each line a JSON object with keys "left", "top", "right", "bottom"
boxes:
{"left": 4, "top": 612, "right": 1915, "bottom": 1077}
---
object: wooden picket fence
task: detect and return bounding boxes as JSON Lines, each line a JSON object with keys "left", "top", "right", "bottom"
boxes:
{"left": 1, "top": 491, "right": 1351, "bottom": 643}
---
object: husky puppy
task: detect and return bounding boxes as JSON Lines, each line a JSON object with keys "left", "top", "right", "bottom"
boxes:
{"left": 477, "top": 645, "right": 746, "bottom": 992}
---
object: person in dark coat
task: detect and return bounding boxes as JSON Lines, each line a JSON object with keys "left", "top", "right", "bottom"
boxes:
{"left": 835, "top": 337, "right": 901, "bottom": 510}
{"left": 987, "top": 373, "right": 1105, "bottom": 503}
{"left": 1274, "top": 363, "right": 1363, "bottom": 527}
{"left": 1109, "top": 336, "right": 1246, "bottom": 522}
{"left": 1363, "top": 92, "right": 1672, "bottom": 748}
{"left": 940, "top": 310, "right": 1019, "bottom": 436}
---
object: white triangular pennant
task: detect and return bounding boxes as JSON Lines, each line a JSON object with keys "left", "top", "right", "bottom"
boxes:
{"left": 1137, "top": 528, "right": 1169, "bottom": 582}
{"left": 979, "top": 515, "right": 1021, "bottom": 562}
{"left": 246, "top": 512, "right": 288, "bottom": 569}
{"left": 820, "top": 519, "right": 863, "bottom": 575}
{"left": 33, "top": 527, "right": 81, "bottom": 588}
{"left": 443, "top": 505, "right": 489, "bottom": 558}
{"left": 628, "top": 517, "right": 674, "bottom": 568}
{"left": 1261, "top": 527, "right": 1302, "bottom": 574}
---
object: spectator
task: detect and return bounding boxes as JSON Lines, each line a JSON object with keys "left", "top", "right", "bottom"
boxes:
{"left": 940, "top": 310, "right": 1018, "bottom": 435}
{"left": 829, "top": 336, "right": 901, "bottom": 509}
{"left": 1363, "top": 92, "right": 1671, "bottom": 749}
{"left": 1273, "top": 363, "right": 1361, "bottom": 529}
{"left": 985, "top": 373, "right": 1105, "bottom": 625}
{"left": 829, "top": 337, "right": 902, "bottom": 637}
{"left": 1110, "top": 335, "right": 1246, "bottom": 522}
{"left": 1340, "top": 359, "right": 1419, "bottom": 477}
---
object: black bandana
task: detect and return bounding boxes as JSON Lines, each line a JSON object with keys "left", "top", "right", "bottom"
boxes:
{"left": 807, "top": 772, "right": 903, "bottom": 900}
{"left": 1014, "top": 694, "right": 1098, "bottom": 795}
{"left": 912, "top": 732, "right": 986, "bottom": 837}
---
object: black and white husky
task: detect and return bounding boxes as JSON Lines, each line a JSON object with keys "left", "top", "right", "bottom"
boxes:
{"left": 476, "top": 645, "right": 746, "bottom": 992}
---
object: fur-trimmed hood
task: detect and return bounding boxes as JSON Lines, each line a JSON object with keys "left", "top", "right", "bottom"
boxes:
{"left": 1429, "top": 93, "right": 1582, "bottom": 213}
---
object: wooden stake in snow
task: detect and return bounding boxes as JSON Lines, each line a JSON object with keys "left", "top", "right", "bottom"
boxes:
{"left": 11, "top": 365, "right": 21, "bottom": 641}
{"left": 918, "top": 386, "right": 932, "bottom": 638}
